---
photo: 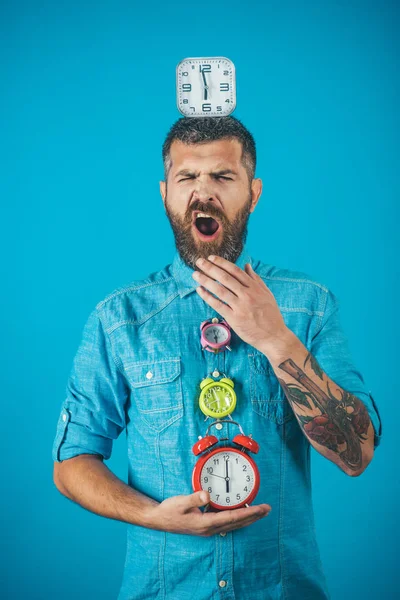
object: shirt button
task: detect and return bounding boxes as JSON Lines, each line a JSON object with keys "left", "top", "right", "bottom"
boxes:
{"left": 219, "top": 580, "right": 227, "bottom": 588}
{"left": 62, "top": 414, "right": 67, "bottom": 422}
{"left": 145, "top": 371, "right": 153, "bottom": 379}
{"left": 220, "top": 531, "right": 226, "bottom": 536}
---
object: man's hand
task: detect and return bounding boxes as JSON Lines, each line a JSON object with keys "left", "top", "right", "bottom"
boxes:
{"left": 192, "top": 255, "right": 290, "bottom": 353}
{"left": 149, "top": 490, "right": 271, "bottom": 537}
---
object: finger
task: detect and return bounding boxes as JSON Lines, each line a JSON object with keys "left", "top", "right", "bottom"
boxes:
{"left": 194, "top": 271, "right": 239, "bottom": 303}
{"left": 183, "top": 491, "right": 209, "bottom": 512}
{"left": 218, "top": 511, "right": 270, "bottom": 534}
{"left": 205, "top": 504, "right": 270, "bottom": 529}
{"left": 201, "top": 256, "right": 252, "bottom": 291}
{"left": 196, "top": 285, "right": 233, "bottom": 316}
{"left": 245, "top": 263, "right": 272, "bottom": 291}
{"left": 211, "top": 506, "right": 271, "bottom": 535}
{"left": 244, "top": 263, "right": 258, "bottom": 280}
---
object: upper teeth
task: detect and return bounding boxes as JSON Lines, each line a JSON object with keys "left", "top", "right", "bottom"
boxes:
{"left": 196, "top": 212, "right": 214, "bottom": 219}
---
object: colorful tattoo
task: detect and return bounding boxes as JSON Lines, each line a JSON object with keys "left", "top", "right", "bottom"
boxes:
{"left": 277, "top": 354, "right": 370, "bottom": 472}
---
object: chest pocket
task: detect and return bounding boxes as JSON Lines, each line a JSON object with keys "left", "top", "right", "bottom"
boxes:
{"left": 248, "top": 353, "right": 294, "bottom": 425}
{"left": 122, "top": 357, "right": 184, "bottom": 432}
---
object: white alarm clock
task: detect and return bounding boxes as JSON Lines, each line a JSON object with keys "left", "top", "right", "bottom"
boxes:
{"left": 176, "top": 56, "right": 236, "bottom": 117}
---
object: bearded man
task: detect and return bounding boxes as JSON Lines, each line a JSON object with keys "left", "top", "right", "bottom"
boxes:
{"left": 52, "top": 116, "right": 382, "bottom": 600}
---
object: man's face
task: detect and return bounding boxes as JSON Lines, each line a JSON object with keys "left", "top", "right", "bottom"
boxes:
{"left": 159, "top": 138, "right": 262, "bottom": 270}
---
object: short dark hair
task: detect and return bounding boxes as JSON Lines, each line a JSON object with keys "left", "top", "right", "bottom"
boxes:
{"left": 162, "top": 116, "right": 256, "bottom": 183}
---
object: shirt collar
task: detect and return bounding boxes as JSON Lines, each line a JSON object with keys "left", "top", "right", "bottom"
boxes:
{"left": 170, "top": 244, "right": 253, "bottom": 299}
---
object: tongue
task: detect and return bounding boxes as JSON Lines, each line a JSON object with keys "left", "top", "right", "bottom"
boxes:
{"left": 196, "top": 217, "right": 219, "bottom": 235}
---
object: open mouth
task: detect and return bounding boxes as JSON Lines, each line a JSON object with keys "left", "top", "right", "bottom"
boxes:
{"left": 192, "top": 211, "right": 222, "bottom": 241}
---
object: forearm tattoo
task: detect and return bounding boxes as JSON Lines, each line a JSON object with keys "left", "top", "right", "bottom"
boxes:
{"left": 277, "top": 352, "right": 370, "bottom": 472}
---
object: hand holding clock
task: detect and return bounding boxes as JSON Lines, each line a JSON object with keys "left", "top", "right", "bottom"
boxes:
{"left": 149, "top": 490, "right": 271, "bottom": 537}
{"left": 192, "top": 255, "right": 291, "bottom": 355}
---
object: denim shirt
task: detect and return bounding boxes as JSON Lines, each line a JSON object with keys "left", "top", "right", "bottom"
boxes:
{"left": 52, "top": 244, "right": 383, "bottom": 600}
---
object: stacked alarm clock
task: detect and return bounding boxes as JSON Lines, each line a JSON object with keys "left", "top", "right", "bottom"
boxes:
{"left": 191, "top": 317, "right": 261, "bottom": 511}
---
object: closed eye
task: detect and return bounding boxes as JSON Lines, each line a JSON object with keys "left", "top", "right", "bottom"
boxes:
{"left": 178, "top": 175, "right": 233, "bottom": 182}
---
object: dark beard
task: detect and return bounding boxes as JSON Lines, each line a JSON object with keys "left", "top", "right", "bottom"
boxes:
{"left": 164, "top": 191, "right": 253, "bottom": 270}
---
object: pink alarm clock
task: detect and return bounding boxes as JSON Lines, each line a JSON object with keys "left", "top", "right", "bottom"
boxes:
{"left": 200, "top": 318, "right": 232, "bottom": 353}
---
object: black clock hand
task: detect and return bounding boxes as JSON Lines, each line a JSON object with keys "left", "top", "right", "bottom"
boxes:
{"left": 226, "top": 459, "right": 229, "bottom": 493}
{"left": 207, "top": 472, "right": 225, "bottom": 480}
{"left": 201, "top": 70, "right": 208, "bottom": 101}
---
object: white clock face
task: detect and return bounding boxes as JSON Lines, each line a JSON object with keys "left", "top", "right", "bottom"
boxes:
{"left": 204, "top": 324, "right": 229, "bottom": 344}
{"left": 176, "top": 56, "right": 236, "bottom": 117}
{"left": 200, "top": 450, "right": 255, "bottom": 507}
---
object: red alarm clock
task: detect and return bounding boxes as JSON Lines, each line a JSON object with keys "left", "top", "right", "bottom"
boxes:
{"left": 192, "top": 420, "right": 260, "bottom": 510}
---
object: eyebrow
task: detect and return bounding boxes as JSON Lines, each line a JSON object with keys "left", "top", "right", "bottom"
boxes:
{"left": 174, "top": 168, "right": 238, "bottom": 179}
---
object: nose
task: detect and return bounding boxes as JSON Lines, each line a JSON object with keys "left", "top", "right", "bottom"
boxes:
{"left": 189, "top": 176, "right": 223, "bottom": 216}
{"left": 191, "top": 183, "right": 218, "bottom": 207}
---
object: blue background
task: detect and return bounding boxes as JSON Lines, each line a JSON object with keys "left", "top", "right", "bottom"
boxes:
{"left": 1, "top": 0, "right": 397, "bottom": 598}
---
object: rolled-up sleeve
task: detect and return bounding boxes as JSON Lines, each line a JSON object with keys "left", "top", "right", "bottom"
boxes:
{"left": 52, "top": 308, "right": 129, "bottom": 462}
{"left": 310, "top": 289, "right": 383, "bottom": 449}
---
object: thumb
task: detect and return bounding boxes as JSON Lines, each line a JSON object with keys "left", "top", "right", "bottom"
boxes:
{"left": 246, "top": 263, "right": 260, "bottom": 281}
{"left": 186, "top": 490, "right": 210, "bottom": 510}
{"left": 245, "top": 263, "right": 255, "bottom": 277}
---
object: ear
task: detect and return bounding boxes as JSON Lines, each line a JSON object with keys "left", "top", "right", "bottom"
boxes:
{"left": 249, "top": 178, "right": 262, "bottom": 213}
{"left": 160, "top": 180, "right": 166, "bottom": 205}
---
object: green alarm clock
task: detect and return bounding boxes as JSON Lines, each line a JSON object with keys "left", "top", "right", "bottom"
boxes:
{"left": 198, "top": 376, "right": 236, "bottom": 418}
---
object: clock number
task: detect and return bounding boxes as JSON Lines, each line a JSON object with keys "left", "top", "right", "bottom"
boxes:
{"left": 225, "top": 99, "right": 230, "bottom": 103}
{"left": 213, "top": 458, "right": 219, "bottom": 465}
{"left": 216, "top": 494, "right": 220, "bottom": 501}
{"left": 182, "top": 83, "right": 191, "bottom": 92}
{"left": 190, "top": 107, "right": 195, "bottom": 111}
{"left": 183, "top": 99, "right": 188, "bottom": 104}
{"left": 217, "top": 106, "right": 222, "bottom": 112}
{"left": 223, "top": 455, "right": 230, "bottom": 461}
{"left": 244, "top": 486, "right": 248, "bottom": 492}
{"left": 208, "top": 487, "right": 212, "bottom": 493}
{"left": 207, "top": 467, "right": 214, "bottom": 473}
{"left": 223, "top": 70, "right": 229, "bottom": 76}
{"left": 246, "top": 475, "right": 251, "bottom": 482}
{"left": 242, "top": 465, "right": 247, "bottom": 471}
{"left": 200, "top": 64, "right": 211, "bottom": 72}
{"left": 220, "top": 83, "right": 229, "bottom": 92}
{"left": 202, "top": 103, "right": 212, "bottom": 112}
{"left": 182, "top": 71, "right": 189, "bottom": 76}
{"left": 204, "top": 477, "right": 208, "bottom": 483}
{"left": 226, "top": 497, "right": 231, "bottom": 504}
{"left": 236, "top": 494, "right": 241, "bottom": 501}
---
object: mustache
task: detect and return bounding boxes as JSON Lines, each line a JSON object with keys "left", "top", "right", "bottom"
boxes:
{"left": 188, "top": 205, "right": 224, "bottom": 222}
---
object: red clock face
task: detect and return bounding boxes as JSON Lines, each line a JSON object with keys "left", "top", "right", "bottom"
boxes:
{"left": 192, "top": 447, "right": 260, "bottom": 510}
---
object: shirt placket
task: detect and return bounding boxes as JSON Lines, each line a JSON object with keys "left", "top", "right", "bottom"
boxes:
{"left": 216, "top": 530, "right": 236, "bottom": 599}
{"left": 203, "top": 336, "right": 236, "bottom": 599}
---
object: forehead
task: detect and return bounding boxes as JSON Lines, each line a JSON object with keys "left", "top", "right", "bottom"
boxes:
{"left": 169, "top": 138, "right": 243, "bottom": 172}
